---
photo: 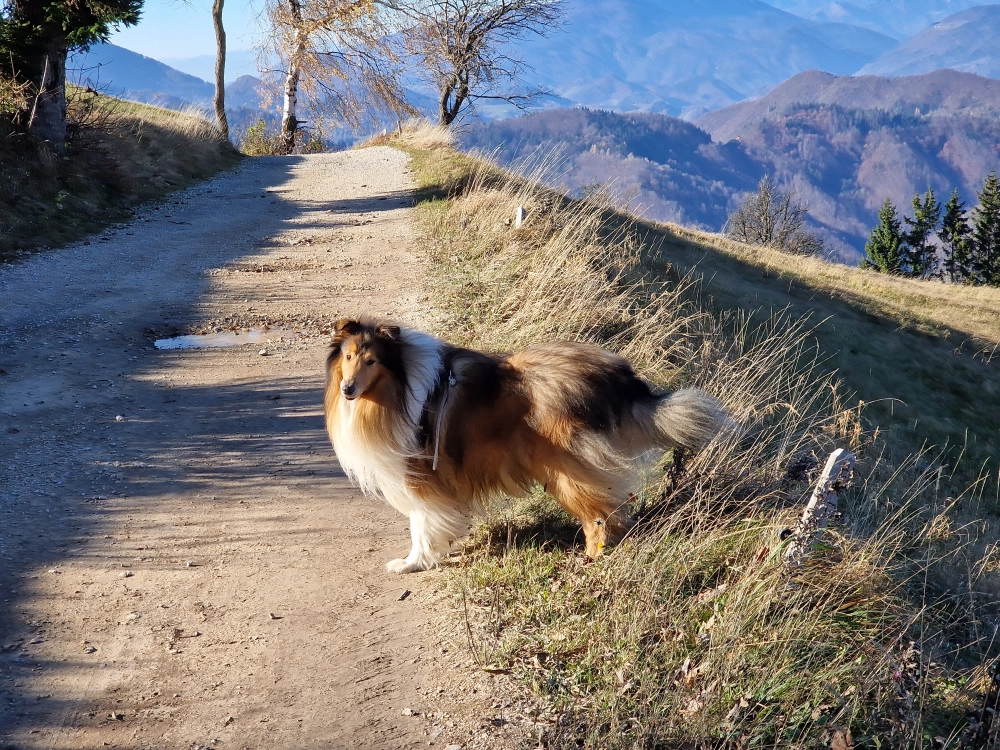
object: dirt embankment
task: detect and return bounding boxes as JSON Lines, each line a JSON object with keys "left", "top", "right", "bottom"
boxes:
{"left": 0, "top": 147, "right": 537, "bottom": 750}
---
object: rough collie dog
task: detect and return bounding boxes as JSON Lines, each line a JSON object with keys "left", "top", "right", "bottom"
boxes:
{"left": 324, "top": 318, "right": 733, "bottom": 573}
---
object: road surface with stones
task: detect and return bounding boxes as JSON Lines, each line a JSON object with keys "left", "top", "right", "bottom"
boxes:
{"left": 0, "top": 147, "right": 535, "bottom": 750}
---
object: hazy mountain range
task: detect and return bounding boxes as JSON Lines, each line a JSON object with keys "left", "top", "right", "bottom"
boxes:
{"left": 76, "top": 4, "right": 1000, "bottom": 123}
{"left": 68, "top": 43, "right": 262, "bottom": 111}
{"left": 763, "top": 0, "right": 988, "bottom": 38}
{"left": 457, "top": 0, "right": 898, "bottom": 120}
{"left": 858, "top": 5, "right": 1000, "bottom": 77}
{"left": 462, "top": 70, "right": 1000, "bottom": 263}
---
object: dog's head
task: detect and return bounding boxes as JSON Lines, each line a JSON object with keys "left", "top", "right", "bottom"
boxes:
{"left": 329, "top": 318, "right": 402, "bottom": 401}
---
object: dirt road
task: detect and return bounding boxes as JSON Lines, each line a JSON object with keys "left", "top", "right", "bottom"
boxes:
{"left": 0, "top": 148, "right": 532, "bottom": 750}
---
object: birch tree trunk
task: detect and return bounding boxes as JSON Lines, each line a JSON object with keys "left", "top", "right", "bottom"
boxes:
{"left": 212, "top": 0, "right": 229, "bottom": 140}
{"left": 279, "top": 0, "right": 306, "bottom": 155}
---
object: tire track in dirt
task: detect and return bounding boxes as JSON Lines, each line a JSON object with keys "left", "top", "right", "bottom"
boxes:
{"left": 0, "top": 147, "right": 531, "bottom": 750}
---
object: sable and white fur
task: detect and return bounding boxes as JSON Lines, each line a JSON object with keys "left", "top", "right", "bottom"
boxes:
{"left": 324, "top": 318, "right": 734, "bottom": 573}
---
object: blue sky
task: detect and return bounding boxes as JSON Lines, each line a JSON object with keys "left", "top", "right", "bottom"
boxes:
{"left": 110, "top": 0, "right": 263, "bottom": 79}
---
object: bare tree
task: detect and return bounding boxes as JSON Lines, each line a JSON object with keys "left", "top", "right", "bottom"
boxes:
{"left": 212, "top": 0, "right": 229, "bottom": 139}
{"left": 391, "top": 0, "right": 563, "bottom": 126}
{"left": 726, "top": 175, "right": 825, "bottom": 257}
{"left": 263, "top": 0, "right": 412, "bottom": 154}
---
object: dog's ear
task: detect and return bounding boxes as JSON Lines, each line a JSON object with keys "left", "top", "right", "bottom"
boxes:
{"left": 334, "top": 318, "right": 361, "bottom": 337}
{"left": 375, "top": 324, "right": 401, "bottom": 341}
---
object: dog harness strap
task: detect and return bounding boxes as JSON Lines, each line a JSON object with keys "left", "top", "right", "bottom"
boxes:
{"left": 432, "top": 369, "right": 457, "bottom": 471}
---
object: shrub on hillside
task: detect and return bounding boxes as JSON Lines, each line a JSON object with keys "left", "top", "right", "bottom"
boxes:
{"left": 237, "top": 117, "right": 327, "bottom": 156}
{"left": 726, "top": 176, "right": 824, "bottom": 257}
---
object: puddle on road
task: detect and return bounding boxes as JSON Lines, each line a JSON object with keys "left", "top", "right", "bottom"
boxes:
{"left": 154, "top": 328, "right": 299, "bottom": 350}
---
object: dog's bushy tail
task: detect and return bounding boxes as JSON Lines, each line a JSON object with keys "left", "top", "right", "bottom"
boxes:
{"left": 652, "top": 388, "right": 738, "bottom": 451}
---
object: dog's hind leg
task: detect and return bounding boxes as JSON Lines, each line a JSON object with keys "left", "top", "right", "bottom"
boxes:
{"left": 547, "top": 473, "right": 630, "bottom": 557}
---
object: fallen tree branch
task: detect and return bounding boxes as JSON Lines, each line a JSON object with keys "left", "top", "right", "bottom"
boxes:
{"left": 784, "top": 448, "right": 855, "bottom": 567}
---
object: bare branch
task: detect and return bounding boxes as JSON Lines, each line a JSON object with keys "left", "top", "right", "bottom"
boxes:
{"left": 388, "top": 0, "right": 564, "bottom": 126}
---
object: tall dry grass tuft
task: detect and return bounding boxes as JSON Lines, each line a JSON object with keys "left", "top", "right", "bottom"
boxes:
{"left": 409, "top": 152, "right": 1000, "bottom": 748}
{"left": 355, "top": 118, "right": 454, "bottom": 151}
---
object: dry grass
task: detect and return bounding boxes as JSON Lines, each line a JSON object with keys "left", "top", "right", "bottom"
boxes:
{"left": 355, "top": 118, "right": 454, "bottom": 152}
{"left": 672, "top": 224, "right": 1000, "bottom": 350}
{"left": 394, "top": 141, "right": 1000, "bottom": 748}
{"left": 0, "top": 88, "right": 240, "bottom": 260}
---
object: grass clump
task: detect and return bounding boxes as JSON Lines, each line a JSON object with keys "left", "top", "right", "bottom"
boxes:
{"left": 0, "top": 88, "right": 240, "bottom": 260}
{"left": 392, "top": 126, "right": 1000, "bottom": 748}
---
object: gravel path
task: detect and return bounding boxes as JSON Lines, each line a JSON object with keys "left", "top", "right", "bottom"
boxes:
{"left": 0, "top": 148, "right": 533, "bottom": 750}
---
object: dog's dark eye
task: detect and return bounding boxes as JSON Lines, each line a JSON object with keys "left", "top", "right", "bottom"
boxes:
{"left": 366, "top": 359, "right": 376, "bottom": 366}
{"left": 345, "top": 354, "right": 352, "bottom": 361}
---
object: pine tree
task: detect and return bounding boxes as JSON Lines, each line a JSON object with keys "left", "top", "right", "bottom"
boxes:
{"left": 860, "top": 199, "right": 905, "bottom": 274}
{"left": 0, "top": 0, "right": 142, "bottom": 151}
{"left": 971, "top": 170, "right": 1000, "bottom": 286}
{"left": 939, "top": 189, "right": 972, "bottom": 283}
{"left": 902, "top": 187, "right": 941, "bottom": 279}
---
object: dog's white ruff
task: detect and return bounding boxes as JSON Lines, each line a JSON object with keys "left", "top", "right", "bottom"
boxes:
{"left": 329, "top": 327, "right": 458, "bottom": 572}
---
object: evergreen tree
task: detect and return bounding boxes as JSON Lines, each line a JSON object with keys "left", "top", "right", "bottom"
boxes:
{"left": 902, "top": 187, "right": 941, "bottom": 279}
{"left": 860, "top": 199, "right": 905, "bottom": 274}
{"left": 0, "top": 0, "right": 142, "bottom": 151}
{"left": 939, "top": 189, "right": 972, "bottom": 283}
{"left": 971, "top": 170, "right": 1000, "bottom": 286}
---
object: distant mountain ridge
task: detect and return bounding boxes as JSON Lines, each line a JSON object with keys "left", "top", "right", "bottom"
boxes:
{"left": 695, "top": 69, "right": 1000, "bottom": 261}
{"left": 68, "top": 43, "right": 262, "bottom": 111}
{"left": 762, "top": 0, "right": 989, "bottom": 39}
{"left": 486, "top": 0, "right": 898, "bottom": 120}
{"left": 697, "top": 68, "right": 1000, "bottom": 140}
{"left": 858, "top": 5, "right": 1000, "bottom": 78}
{"left": 463, "top": 70, "right": 1000, "bottom": 263}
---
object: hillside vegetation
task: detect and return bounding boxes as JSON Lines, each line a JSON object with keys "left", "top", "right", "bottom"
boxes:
{"left": 0, "top": 89, "right": 240, "bottom": 260}
{"left": 390, "top": 123, "right": 1000, "bottom": 748}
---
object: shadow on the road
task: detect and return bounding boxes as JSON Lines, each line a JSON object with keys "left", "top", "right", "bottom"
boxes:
{"left": 0, "top": 153, "right": 381, "bottom": 743}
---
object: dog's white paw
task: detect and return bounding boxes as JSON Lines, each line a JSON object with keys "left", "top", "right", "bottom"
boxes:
{"left": 386, "top": 558, "right": 427, "bottom": 574}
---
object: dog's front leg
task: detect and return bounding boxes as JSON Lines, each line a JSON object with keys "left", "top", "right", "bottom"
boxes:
{"left": 386, "top": 506, "right": 438, "bottom": 574}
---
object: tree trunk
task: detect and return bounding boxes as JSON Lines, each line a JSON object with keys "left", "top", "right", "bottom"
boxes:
{"left": 280, "top": 58, "right": 301, "bottom": 153}
{"left": 27, "top": 33, "right": 68, "bottom": 154}
{"left": 438, "top": 84, "right": 454, "bottom": 126}
{"left": 212, "top": 0, "right": 229, "bottom": 140}
{"left": 438, "top": 77, "right": 465, "bottom": 127}
{"left": 279, "top": 0, "right": 306, "bottom": 155}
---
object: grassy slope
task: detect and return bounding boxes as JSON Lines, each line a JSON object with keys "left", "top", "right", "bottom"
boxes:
{"left": 395, "top": 133, "right": 1000, "bottom": 748}
{"left": 406, "top": 141, "right": 1000, "bottom": 484}
{"left": 1, "top": 90, "right": 241, "bottom": 260}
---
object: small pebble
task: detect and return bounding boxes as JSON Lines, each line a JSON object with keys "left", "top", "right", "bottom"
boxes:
{"left": 401, "top": 707, "right": 416, "bottom": 716}
{"left": 258, "top": 349, "right": 268, "bottom": 356}
{"left": 119, "top": 571, "right": 133, "bottom": 578}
